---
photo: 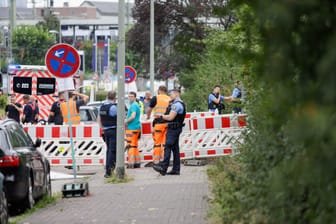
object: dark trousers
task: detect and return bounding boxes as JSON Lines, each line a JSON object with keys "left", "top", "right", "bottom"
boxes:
{"left": 104, "top": 128, "right": 117, "bottom": 173}
{"left": 161, "top": 127, "right": 182, "bottom": 172}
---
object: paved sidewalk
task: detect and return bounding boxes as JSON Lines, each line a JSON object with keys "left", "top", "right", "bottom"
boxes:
{"left": 18, "top": 164, "right": 209, "bottom": 224}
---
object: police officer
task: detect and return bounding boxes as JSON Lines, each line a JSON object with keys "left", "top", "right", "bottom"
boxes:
{"left": 231, "top": 80, "right": 243, "bottom": 113}
{"left": 208, "top": 85, "right": 231, "bottom": 114}
{"left": 153, "top": 88, "right": 186, "bottom": 175}
{"left": 97, "top": 91, "right": 118, "bottom": 178}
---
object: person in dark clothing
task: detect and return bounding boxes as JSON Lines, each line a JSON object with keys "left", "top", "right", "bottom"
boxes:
{"left": 231, "top": 80, "right": 243, "bottom": 114}
{"left": 208, "top": 85, "right": 231, "bottom": 114}
{"left": 22, "top": 95, "right": 35, "bottom": 124}
{"left": 5, "top": 94, "right": 23, "bottom": 123}
{"left": 30, "top": 96, "right": 40, "bottom": 123}
{"left": 48, "top": 92, "right": 65, "bottom": 125}
{"left": 97, "top": 91, "right": 118, "bottom": 178}
{"left": 153, "top": 88, "right": 186, "bottom": 176}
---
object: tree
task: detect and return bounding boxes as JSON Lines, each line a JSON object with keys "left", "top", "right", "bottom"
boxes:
{"left": 127, "top": 0, "right": 213, "bottom": 78}
{"left": 207, "top": 0, "right": 336, "bottom": 223}
{"left": 12, "top": 25, "right": 55, "bottom": 65}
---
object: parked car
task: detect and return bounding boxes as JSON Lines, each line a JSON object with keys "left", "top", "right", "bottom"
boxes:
{"left": 79, "top": 105, "right": 98, "bottom": 123}
{"left": 0, "top": 119, "right": 51, "bottom": 211}
{"left": 0, "top": 172, "right": 8, "bottom": 224}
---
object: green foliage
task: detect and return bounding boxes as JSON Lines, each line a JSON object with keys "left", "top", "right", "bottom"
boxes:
{"left": 38, "top": 14, "right": 60, "bottom": 32}
{"left": 207, "top": 0, "right": 336, "bottom": 223}
{"left": 95, "top": 91, "right": 107, "bottom": 101}
{"left": 0, "top": 95, "right": 7, "bottom": 108}
{"left": 180, "top": 4, "right": 258, "bottom": 112}
{"left": 12, "top": 25, "right": 55, "bottom": 65}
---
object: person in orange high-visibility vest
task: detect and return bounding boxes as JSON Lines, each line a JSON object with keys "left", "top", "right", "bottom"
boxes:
{"left": 125, "top": 91, "right": 141, "bottom": 168}
{"left": 60, "top": 91, "right": 89, "bottom": 125}
{"left": 146, "top": 85, "right": 170, "bottom": 165}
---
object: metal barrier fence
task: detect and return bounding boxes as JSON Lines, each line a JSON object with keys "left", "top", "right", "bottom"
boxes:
{"left": 24, "top": 113, "right": 246, "bottom": 166}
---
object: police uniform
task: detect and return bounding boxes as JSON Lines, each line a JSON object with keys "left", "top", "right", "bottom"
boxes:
{"left": 154, "top": 98, "right": 186, "bottom": 175}
{"left": 208, "top": 93, "right": 225, "bottom": 114}
{"left": 99, "top": 101, "right": 117, "bottom": 177}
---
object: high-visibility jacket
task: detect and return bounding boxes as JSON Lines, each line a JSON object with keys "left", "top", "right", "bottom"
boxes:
{"left": 60, "top": 99, "right": 81, "bottom": 125}
{"left": 153, "top": 94, "right": 170, "bottom": 118}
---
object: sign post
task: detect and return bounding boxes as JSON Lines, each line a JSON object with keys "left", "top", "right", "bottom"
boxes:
{"left": 45, "top": 43, "right": 88, "bottom": 197}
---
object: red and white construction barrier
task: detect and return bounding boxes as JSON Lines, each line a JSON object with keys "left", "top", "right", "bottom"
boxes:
{"left": 25, "top": 113, "right": 246, "bottom": 166}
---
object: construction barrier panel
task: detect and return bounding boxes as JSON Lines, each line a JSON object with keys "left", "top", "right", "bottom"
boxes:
{"left": 25, "top": 113, "right": 246, "bottom": 166}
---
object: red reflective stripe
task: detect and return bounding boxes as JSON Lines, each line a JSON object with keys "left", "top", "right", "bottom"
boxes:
{"left": 99, "top": 159, "right": 104, "bottom": 164}
{"left": 207, "top": 149, "right": 216, "bottom": 155}
{"left": 67, "top": 159, "right": 72, "bottom": 164}
{"left": 192, "top": 119, "right": 198, "bottom": 129}
{"left": 84, "top": 126, "right": 92, "bottom": 138}
{"left": 224, "top": 148, "right": 232, "bottom": 154}
{"left": 180, "top": 152, "right": 185, "bottom": 158}
{"left": 143, "top": 155, "right": 153, "bottom": 160}
{"left": 221, "top": 117, "right": 230, "bottom": 128}
{"left": 36, "top": 126, "right": 44, "bottom": 138}
{"left": 238, "top": 115, "right": 246, "bottom": 127}
{"left": 83, "top": 159, "right": 91, "bottom": 164}
{"left": 52, "top": 126, "right": 60, "bottom": 138}
{"left": 195, "top": 151, "right": 200, "bottom": 156}
{"left": 141, "top": 122, "right": 151, "bottom": 134}
{"left": 205, "top": 117, "right": 214, "bottom": 129}
{"left": 51, "top": 159, "right": 60, "bottom": 164}
{"left": 68, "top": 127, "right": 76, "bottom": 138}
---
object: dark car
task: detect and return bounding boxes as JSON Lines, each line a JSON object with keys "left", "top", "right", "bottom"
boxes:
{"left": 0, "top": 172, "right": 8, "bottom": 224}
{"left": 0, "top": 119, "right": 51, "bottom": 211}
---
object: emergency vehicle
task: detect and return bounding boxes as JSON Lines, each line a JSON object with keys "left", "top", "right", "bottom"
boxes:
{"left": 7, "top": 64, "right": 80, "bottom": 121}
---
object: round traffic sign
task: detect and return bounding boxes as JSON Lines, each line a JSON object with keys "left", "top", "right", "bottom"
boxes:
{"left": 45, "top": 43, "right": 80, "bottom": 78}
{"left": 125, "top": 66, "right": 137, "bottom": 84}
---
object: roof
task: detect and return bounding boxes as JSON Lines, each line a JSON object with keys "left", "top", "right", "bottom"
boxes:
{"left": 81, "top": 1, "right": 118, "bottom": 15}
{"left": 80, "top": 1, "right": 133, "bottom": 16}
{"left": 0, "top": 7, "right": 35, "bottom": 19}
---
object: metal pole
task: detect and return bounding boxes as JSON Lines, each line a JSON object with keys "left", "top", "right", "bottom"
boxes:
{"left": 65, "top": 91, "right": 77, "bottom": 181}
{"left": 116, "top": 0, "right": 125, "bottom": 179}
{"left": 150, "top": 0, "right": 154, "bottom": 95}
{"left": 9, "top": 0, "right": 16, "bottom": 63}
{"left": 59, "top": 19, "right": 62, "bottom": 43}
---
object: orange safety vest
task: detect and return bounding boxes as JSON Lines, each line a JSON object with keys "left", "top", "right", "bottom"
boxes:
{"left": 60, "top": 99, "right": 81, "bottom": 124}
{"left": 153, "top": 94, "right": 170, "bottom": 118}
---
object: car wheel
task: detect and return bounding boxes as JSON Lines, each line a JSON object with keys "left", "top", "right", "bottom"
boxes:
{"left": 23, "top": 177, "right": 35, "bottom": 210}
{"left": 0, "top": 190, "right": 8, "bottom": 224}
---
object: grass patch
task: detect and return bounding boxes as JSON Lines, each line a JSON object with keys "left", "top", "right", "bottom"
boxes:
{"left": 104, "top": 173, "right": 134, "bottom": 184}
{"left": 9, "top": 193, "right": 62, "bottom": 224}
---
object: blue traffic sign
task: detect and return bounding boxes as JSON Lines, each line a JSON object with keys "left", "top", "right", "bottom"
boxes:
{"left": 45, "top": 43, "right": 80, "bottom": 78}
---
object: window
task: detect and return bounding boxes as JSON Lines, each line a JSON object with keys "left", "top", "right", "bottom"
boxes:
{"left": 7, "top": 124, "right": 32, "bottom": 148}
{"left": 0, "top": 130, "right": 10, "bottom": 150}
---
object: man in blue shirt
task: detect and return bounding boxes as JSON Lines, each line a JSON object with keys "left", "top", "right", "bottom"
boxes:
{"left": 98, "top": 91, "right": 118, "bottom": 178}
{"left": 125, "top": 91, "right": 141, "bottom": 168}
{"left": 153, "top": 88, "right": 186, "bottom": 175}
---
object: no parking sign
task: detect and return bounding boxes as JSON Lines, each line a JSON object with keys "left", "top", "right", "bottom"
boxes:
{"left": 45, "top": 43, "right": 80, "bottom": 79}
{"left": 45, "top": 43, "right": 79, "bottom": 91}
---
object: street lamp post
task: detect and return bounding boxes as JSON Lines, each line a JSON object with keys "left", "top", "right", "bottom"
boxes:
{"left": 150, "top": 0, "right": 154, "bottom": 95}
